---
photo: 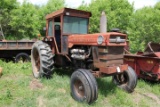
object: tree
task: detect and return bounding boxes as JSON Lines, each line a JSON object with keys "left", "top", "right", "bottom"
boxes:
{"left": 0, "top": 0, "right": 18, "bottom": 37}
{"left": 79, "top": 0, "right": 134, "bottom": 33}
{"left": 1, "top": 0, "right": 65, "bottom": 39}
{"left": 9, "top": 1, "right": 40, "bottom": 39}
{"left": 128, "top": 2, "right": 160, "bottom": 52}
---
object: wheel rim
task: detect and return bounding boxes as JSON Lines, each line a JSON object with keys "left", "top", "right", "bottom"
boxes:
{"left": 33, "top": 49, "right": 40, "bottom": 73}
{"left": 74, "top": 79, "right": 85, "bottom": 98}
{"left": 115, "top": 72, "right": 129, "bottom": 85}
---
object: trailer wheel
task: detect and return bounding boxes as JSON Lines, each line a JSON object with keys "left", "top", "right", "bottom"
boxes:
{"left": 70, "top": 69, "right": 98, "bottom": 104}
{"left": 113, "top": 66, "right": 137, "bottom": 93}
{"left": 31, "top": 41, "right": 54, "bottom": 78}
{"left": 15, "top": 53, "right": 30, "bottom": 63}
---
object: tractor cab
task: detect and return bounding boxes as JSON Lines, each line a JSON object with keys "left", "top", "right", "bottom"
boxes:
{"left": 45, "top": 8, "right": 91, "bottom": 54}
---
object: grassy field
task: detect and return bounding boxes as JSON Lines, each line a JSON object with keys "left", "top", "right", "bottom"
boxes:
{"left": 0, "top": 60, "right": 159, "bottom": 107}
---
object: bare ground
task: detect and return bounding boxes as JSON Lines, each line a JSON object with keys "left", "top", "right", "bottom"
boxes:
{"left": 29, "top": 79, "right": 43, "bottom": 90}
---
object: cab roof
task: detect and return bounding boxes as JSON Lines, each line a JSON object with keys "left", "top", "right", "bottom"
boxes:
{"left": 46, "top": 7, "right": 92, "bottom": 20}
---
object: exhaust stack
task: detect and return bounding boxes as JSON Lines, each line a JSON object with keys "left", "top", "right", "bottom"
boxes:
{"left": 100, "top": 11, "right": 107, "bottom": 33}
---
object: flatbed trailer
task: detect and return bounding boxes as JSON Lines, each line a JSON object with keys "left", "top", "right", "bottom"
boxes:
{"left": 0, "top": 40, "right": 36, "bottom": 62}
{"left": 0, "top": 24, "right": 36, "bottom": 62}
{"left": 124, "top": 42, "right": 160, "bottom": 81}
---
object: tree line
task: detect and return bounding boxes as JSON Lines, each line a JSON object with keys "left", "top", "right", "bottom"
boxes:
{"left": 0, "top": 0, "right": 160, "bottom": 52}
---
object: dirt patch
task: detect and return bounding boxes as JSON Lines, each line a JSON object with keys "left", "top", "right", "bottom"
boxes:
{"left": 57, "top": 88, "right": 66, "bottom": 94}
{"left": 37, "top": 96, "right": 46, "bottom": 107}
{"left": 0, "top": 67, "right": 3, "bottom": 77}
{"left": 29, "top": 79, "right": 43, "bottom": 90}
{"left": 135, "top": 90, "right": 160, "bottom": 104}
{"left": 142, "top": 93, "right": 160, "bottom": 104}
{"left": 102, "top": 98, "right": 112, "bottom": 107}
{"left": 133, "top": 92, "right": 144, "bottom": 105}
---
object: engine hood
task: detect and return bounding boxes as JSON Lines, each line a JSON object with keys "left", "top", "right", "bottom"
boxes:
{"left": 68, "top": 32, "right": 127, "bottom": 48}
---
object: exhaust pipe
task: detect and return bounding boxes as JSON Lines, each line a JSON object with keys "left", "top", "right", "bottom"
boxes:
{"left": 100, "top": 11, "right": 107, "bottom": 33}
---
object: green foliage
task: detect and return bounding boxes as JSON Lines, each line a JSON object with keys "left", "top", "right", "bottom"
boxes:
{"left": 0, "top": 61, "right": 159, "bottom": 107}
{"left": 0, "top": 0, "right": 64, "bottom": 40}
{"left": 79, "top": 0, "right": 134, "bottom": 33}
{"left": 6, "top": 89, "right": 12, "bottom": 99}
{"left": 9, "top": 2, "right": 41, "bottom": 39}
{"left": 128, "top": 4, "right": 160, "bottom": 52}
{"left": 0, "top": 0, "right": 18, "bottom": 37}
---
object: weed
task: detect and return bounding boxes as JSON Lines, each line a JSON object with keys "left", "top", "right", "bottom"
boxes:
{"left": 0, "top": 61, "right": 159, "bottom": 107}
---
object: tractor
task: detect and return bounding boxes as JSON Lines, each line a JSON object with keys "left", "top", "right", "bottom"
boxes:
{"left": 31, "top": 8, "right": 137, "bottom": 104}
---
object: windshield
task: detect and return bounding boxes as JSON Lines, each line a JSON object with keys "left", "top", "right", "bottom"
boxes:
{"left": 63, "top": 16, "right": 88, "bottom": 34}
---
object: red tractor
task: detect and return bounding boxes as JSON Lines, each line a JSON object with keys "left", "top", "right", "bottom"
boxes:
{"left": 31, "top": 8, "right": 137, "bottom": 104}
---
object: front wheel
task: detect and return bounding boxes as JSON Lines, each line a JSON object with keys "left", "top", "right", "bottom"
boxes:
{"left": 70, "top": 69, "right": 98, "bottom": 104}
{"left": 113, "top": 66, "right": 137, "bottom": 93}
{"left": 31, "top": 41, "right": 54, "bottom": 78}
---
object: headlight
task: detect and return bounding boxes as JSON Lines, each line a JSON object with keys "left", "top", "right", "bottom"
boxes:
{"left": 97, "top": 35, "right": 104, "bottom": 45}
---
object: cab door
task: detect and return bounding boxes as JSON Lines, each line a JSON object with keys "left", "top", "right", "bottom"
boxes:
{"left": 46, "top": 16, "right": 62, "bottom": 53}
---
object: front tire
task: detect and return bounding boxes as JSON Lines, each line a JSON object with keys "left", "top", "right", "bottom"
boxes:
{"left": 31, "top": 41, "right": 54, "bottom": 78}
{"left": 70, "top": 69, "right": 98, "bottom": 104}
{"left": 113, "top": 66, "right": 137, "bottom": 93}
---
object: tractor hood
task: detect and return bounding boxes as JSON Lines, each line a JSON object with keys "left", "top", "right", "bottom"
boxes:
{"left": 68, "top": 32, "right": 127, "bottom": 48}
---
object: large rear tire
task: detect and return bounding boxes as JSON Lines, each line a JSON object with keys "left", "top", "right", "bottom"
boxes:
{"left": 113, "top": 66, "right": 137, "bottom": 93}
{"left": 70, "top": 69, "right": 98, "bottom": 104}
{"left": 31, "top": 41, "right": 54, "bottom": 78}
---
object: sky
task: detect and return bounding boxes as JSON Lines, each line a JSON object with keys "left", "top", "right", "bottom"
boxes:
{"left": 17, "top": 0, "right": 160, "bottom": 9}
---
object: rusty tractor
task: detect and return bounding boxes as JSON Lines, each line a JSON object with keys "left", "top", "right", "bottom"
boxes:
{"left": 31, "top": 8, "right": 137, "bottom": 104}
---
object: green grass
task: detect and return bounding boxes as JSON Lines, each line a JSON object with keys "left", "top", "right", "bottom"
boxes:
{"left": 0, "top": 60, "right": 159, "bottom": 107}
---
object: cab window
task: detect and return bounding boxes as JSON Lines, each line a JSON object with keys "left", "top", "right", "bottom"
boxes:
{"left": 63, "top": 16, "right": 88, "bottom": 34}
{"left": 48, "top": 20, "right": 53, "bottom": 36}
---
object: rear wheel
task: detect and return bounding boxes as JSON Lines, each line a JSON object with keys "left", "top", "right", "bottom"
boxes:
{"left": 15, "top": 53, "right": 30, "bottom": 63}
{"left": 70, "top": 69, "right": 98, "bottom": 104}
{"left": 31, "top": 41, "right": 54, "bottom": 78}
{"left": 113, "top": 66, "right": 137, "bottom": 93}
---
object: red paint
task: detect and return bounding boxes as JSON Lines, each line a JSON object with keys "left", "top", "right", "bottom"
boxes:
{"left": 124, "top": 54, "right": 160, "bottom": 81}
{"left": 68, "top": 32, "right": 127, "bottom": 47}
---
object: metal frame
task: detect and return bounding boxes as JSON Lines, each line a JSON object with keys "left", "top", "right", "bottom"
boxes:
{"left": 124, "top": 42, "right": 160, "bottom": 81}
